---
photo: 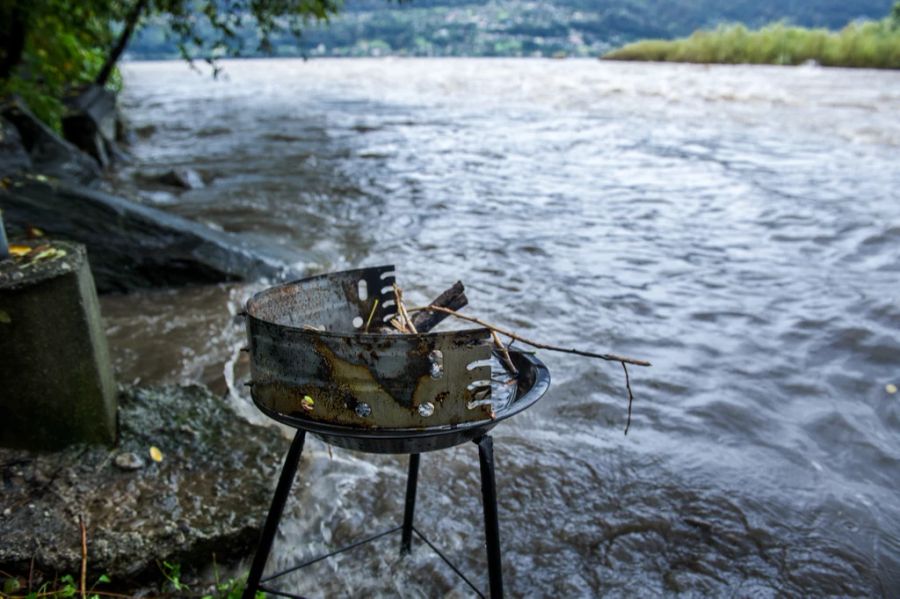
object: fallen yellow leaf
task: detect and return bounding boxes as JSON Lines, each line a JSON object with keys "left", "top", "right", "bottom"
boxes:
{"left": 149, "top": 446, "right": 163, "bottom": 462}
{"left": 32, "top": 249, "right": 56, "bottom": 261}
{"left": 8, "top": 245, "right": 30, "bottom": 257}
{"left": 30, "top": 248, "right": 66, "bottom": 262}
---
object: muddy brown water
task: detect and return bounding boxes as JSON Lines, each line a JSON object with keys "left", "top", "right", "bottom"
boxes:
{"left": 103, "top": 58, "right": 900, "bottom": 597}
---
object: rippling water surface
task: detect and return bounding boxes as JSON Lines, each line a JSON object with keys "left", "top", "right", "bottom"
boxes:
{"left": 106, "top": 58, "right": 900, "bottom": 596}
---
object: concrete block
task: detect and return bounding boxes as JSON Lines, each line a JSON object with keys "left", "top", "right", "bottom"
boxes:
{"left": 0, "top": 240, "right": 116, "bottom": 449}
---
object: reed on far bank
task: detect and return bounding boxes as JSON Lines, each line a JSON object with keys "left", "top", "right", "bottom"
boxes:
{"left": 603, "top": 4, "right": 900, "bottom": 69}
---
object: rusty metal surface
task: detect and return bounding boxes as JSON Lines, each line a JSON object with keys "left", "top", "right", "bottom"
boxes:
{"left": 250, "top": 350, "right": 551, "bottom": 454}
{"left": 246, "top": 266, "right": 496, "bottom": 429}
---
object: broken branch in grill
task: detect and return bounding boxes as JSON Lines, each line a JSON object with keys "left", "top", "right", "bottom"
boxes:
{"left": 387, "top": 281, "right": 467, "bottom": 334}
{"left": 412, "top": 305, "right": 651, "bottom": 367}
{"left": 410, "top": 303, "right": 650, "bottom": 435}
{"left": 373, "top": 281, "right": 648, "bottom": 434}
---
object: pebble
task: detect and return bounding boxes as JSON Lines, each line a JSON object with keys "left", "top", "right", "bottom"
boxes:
{"left": 114, "top": 452, "right": 145, "bottom": 471}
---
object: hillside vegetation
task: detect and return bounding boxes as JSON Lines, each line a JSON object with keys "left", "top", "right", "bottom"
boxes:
{"left": 128, "top": 0, "right": 895, "bottom": 59}
{"left": 604, "top": 2, "right": 900, "bottom": 68}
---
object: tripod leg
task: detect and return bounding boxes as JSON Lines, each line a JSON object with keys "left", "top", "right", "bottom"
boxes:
{"left": 243, "top": 430, "right": 306, "bottom": 598}
{"left": 477, "top": 435, "right": 503, "bottom": 598}
{"left": 400, "top": 453, "right": 420, "bottom": 554}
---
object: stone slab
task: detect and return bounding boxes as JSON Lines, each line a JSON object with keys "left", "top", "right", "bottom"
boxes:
{"left": 0, "top": 385, "right": 290, "bottom": 583}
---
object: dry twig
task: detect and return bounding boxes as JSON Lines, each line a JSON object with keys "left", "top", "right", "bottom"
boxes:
{"left": 622, "top": 362, "right": 634, "bottom": 435}
{"left": 414, "top": 304, "right": 649, "bottom": 434}
{"left": 79, "top": 515, "right": 87, "bottom": 599}
{"left": 393, "top": 284, "right": 418, "bottom": 334}
{"left": 414, "top": 305, "right": 651, "bottom": 367}
{"left": 491, "top": 330, "right": 518, "bottom": 375}
{"left": 363, "top": 298, "right": 379, "bottom": 333}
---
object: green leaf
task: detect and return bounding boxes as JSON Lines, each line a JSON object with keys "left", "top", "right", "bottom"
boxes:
{"left": 3, "top": 578, "right": 21, "bottom": 594}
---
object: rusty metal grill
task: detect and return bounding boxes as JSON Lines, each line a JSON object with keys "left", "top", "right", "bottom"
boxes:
{"left": 244, "top": 265, "right": 549, "bottom": 453}
{"left": 242, "top": 266, "right": 551, "bottom": 598}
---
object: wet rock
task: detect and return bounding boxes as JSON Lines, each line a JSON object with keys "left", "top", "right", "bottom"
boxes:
{"left": 115, "top": 112, "right": 136, "bottom": 146}
{"left": 0, "top": 385, "right": 289, "bottom": 583}
{"left": 1, "top": 98, "right": 100, "bottom": 184}
{"left": 155, "top": 167, "right": 205, "bottom": 190}
{"left": 0, "top": 117, "right": 32, "bottom": 178}
{"left": 0, "top": 177, "right": 302, "bottom": 293}
{"left": 62, "top": 85, "right": 120, "bottom": 169}
{"left": 113, "top": 452, "right": 145, "bottom": 471}
{"left": 133, "top": 123, "right": 157, "bottom": 139}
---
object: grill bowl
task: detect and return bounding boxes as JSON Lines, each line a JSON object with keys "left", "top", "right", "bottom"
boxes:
{"left": 245, "top": 266, "right": 550, "bottom": 453}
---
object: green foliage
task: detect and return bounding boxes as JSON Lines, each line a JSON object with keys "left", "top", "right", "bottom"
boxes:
{"left": 146, "top": 0, "right": 343, "bottom": 75}
{"left": 202, "top": 554, "right": 266, "bottom": 599}
{"left": 199, "top": 575, "right": 265, "bottom": 599}
{"left": 160, "top": 559, "right": 188, "bottom": 592}
{"left": 128, "top": 0, "right": 898, "bottom": 59}
{"left": 0, "top": 0, "right": 345, "bottom": 130}
{"left": 604, "top": 7, "right": 900, "bottom": 69}
{"left": 0, "top": 571, "right": 111, "bottom": 599}
{"left": 0, "top": 561, "right": 260, "bottom": 599}
{"left": 0, "top": 2, "right": 121, "bottom": 131}
{"left": 158, "top": 558, "right": 265, "bottom": 599}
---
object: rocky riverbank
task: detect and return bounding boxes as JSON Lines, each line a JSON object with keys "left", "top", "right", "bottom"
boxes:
{"left": 0, "top": 90, "right": 304, "bottom": 293}
{"left": 1, "top": 177, "right": 301, "bottom": 293}
{"left": 0, "top": 83, "right": 312, "bottom": 595}
{"left": 0, "top": 385, "right": 289, "bottom": 590}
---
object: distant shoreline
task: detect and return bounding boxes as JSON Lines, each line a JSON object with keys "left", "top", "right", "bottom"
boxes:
{"left": 603, "top": 14, "right": 900, "bottom": 70}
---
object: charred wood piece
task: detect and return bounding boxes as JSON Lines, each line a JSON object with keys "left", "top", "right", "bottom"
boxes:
{"left": 411, "top": 281, "right": 467, "bottom": 333}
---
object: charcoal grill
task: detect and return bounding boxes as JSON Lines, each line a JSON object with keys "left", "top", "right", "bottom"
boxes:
{"left": 241, "top": 266, "right": 550, "bottom": 599}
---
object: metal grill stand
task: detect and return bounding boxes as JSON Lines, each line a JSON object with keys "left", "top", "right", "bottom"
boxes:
{"left": 242, "top": 433, "right": 504, "bottom": 599}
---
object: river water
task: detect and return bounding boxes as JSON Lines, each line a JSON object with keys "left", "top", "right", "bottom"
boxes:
{"left": 107, "top": 58, "right": 900, "bottom": 597}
